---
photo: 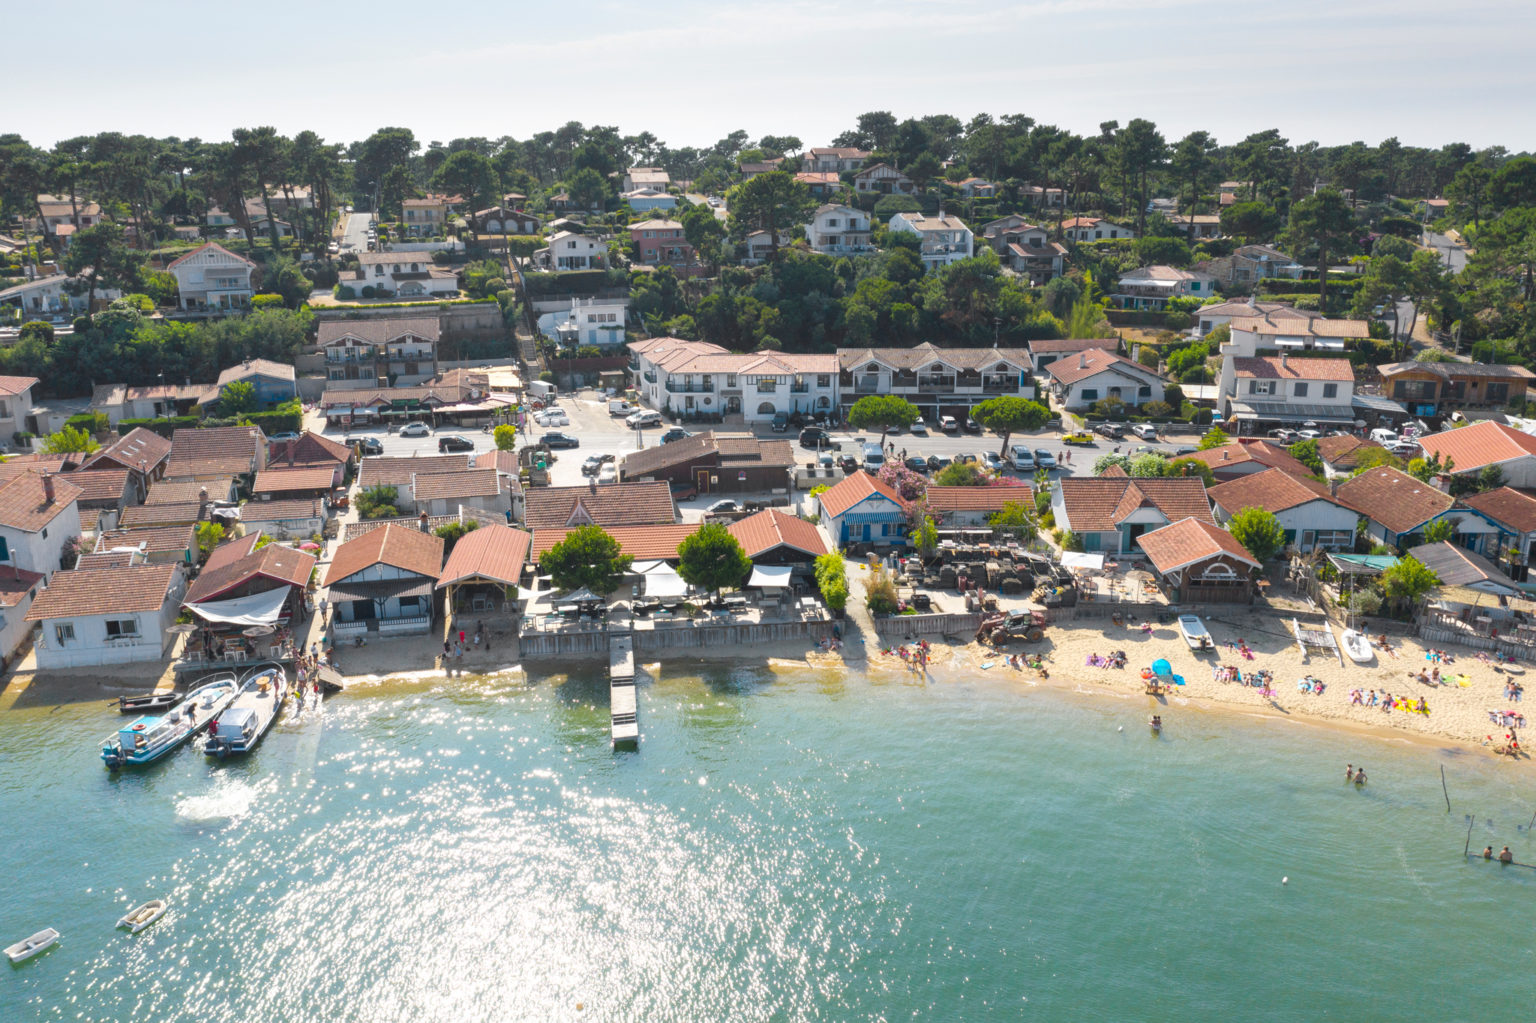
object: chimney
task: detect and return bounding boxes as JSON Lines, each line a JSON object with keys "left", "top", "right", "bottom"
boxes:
{"left": 42, "top": 473, "right": 55, "bottom": 503}
{"left": 1280, "top": 352, "right": 1288, "bottom": 370}
{"left": 1078, "top": 352, "right": 1088, "bottom": 369}
{"left": 1221, "top": 450, "right": 1230, "bottom": 460}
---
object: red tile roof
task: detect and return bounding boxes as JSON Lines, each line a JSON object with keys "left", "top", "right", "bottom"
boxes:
{"left": 26, "top": 564, "right": 179, "bottom": 620}
{"left": 411, "top": 469, "right": 502, "bottom": 502}
{"left": 1416, "top": 420, "right": 1536, "bottom": 474}
{"left": 436, "top": 524, "right": 531, "bottom": 588}
{"left": 1335, "top": 466, "right": 1453, "bottom": 535}
{"left": 253, "top": 467, "right": 336, "bottom": 494}
{"left": 240, "top": 498, "right": 326, "bottom": 523}
{"left": 1231, "top": 356, "right": 1354, "bottom": 381}
{"left": 0, "top": 472, "right": 81, "bottom": 532}
{"left": 357, "top": 454, "right": 470, "bottom": 490}
{"left": 1184, "top": 439, "right": 1312, "bottom": 478}
{"left": 531, "top": 524, "right": 700, "bottom": 562}
{"left": 1207, "top": 468, "right": 1335, "bottom": 515}
{"left": 325, "top": 522, "right": 443, "bottom": 586}
{"left": 186, "top": 542, "right": 316, "bottom": 604}
{"left": 1058, "top": 477, "right": 1213, "bottom": 533}
{"left": 0, "top": 375, "right": 39, "bottom": 396}
{"left": 62, "top": 469, "right": 131, "bottom": 505}
{"left": 146, "top": 477, "right": 234, "bottom": 505}
{"left": 1136, "top": 517, "right": 1260, "bottom": 574}
{"left": 267, "top": 431, "right": 353, "bottom": 465}
{"left": 166, "top": 426, "right": 264, "bottom": 478}
{"left": 817, "top": 473, "right": 904, "bottom": 518}
{"left": 1045, "top": 347, "right": 1160, "bottom": 386}
{"left": 923, "top": 485, "right": 1036, "bottom": 513}
{"left": 1315, "top": 434, "right": 1386, "bottom": 469}
{"left": 1459, "top": 487, "right": 1536, "bottom": 534}
{"left": 121, "top": 502, "right": 204, "bottom": 528}
{"left": 727, "top": 509, "right": 827, "bottom": 559}
{"left": 96, "top": 526, "right": 196, "bottom": 556}
{"left": 523, "top": 482, "right": 676, "bottom": 530}
{"left": 83, "top": 427, "right": 172, "bottom": 474}
{"left": 0, "top": 567, "right": 44, "bottom": 608}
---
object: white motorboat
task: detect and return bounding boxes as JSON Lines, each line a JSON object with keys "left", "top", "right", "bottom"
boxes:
{"left": 101, "top": 675, "right": 239, "bottom": 770}
{"left": 117, "top": 900, "right": 167, "bottom": 934}
{"left": 1178, "top": 614, "right": 1214, "bottom": 651}
{"left": 5, "top": 928, "right": 59, "bottom": 963}
{"left": 205, "top": 663, "right": 288, "bottom": 759}
{"left": 1342, "top": 629, "right": 1375, "bottom": 664}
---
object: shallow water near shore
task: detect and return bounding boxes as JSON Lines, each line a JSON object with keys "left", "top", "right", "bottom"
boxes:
{"left": 3, "top": 662, "right": 1534, "bottom": 1021}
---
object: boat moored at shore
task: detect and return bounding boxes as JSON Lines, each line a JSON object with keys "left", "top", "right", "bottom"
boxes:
{"left": 205, "top": 663, "right": 288, "bottom": 759}
{"left": 101, "top": 676, "right": 239, "bottom": 770}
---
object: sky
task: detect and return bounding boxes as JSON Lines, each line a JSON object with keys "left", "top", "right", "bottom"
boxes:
{"left": 13, "top": 0, "right": 1535, "bottom": 153}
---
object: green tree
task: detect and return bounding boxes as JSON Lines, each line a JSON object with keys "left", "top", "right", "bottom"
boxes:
{"left": 813, "top": 552, "right": 848, "bottom": 612}
{"left": 539, "top": 524, "right": 633, "bottom": 596}
{"left": 40, "top": 425, "right": 99, "bottom": 455}
{"left": 432, "top": 150, "right": 500, "bottom": 212}
{"left": 1165, "top": 457, "right": 1215, "bottom": 487}
{"left": 970, "top": 396, "right": 1050, "bottom": 457}
{"left": 1478, "top": 463, "right": 1506, "bottom": 492}
{"left": 355, "top": 485, "right": 400, "bottom": 520}
{"left": 1135, "top": 235, "right": 1190, "bottom": 267}
{"left": 195, "top": 521, "right": 225, "bottom": 561}
{"left": 62, "top": 222, "right": 141, "bottom": 311}
{"left": 1288, "top": 439, "right": 1323, "bottom": 474}
{"left": 1093, "top": 453, "right": 1132, "bottom": 475}
{"left": 261, "top": 256, "right": 311, "bottom": 309}
{"left": 1379, "top": 554, "right": 1440, "bottom": 614}
{"left": 1227, "top": 506, "right": 1287, "bottom": 562}
{"left": 494, "top": 424, "right": 517, "bottom": 450}
{"left": 1128, "top": 453, "right": 1169, "bottom": 477}
{"left": 988, "top": 501, "right": 1039, "bottom": 544}
{"left": 1421, "top": 518, "right": 1454, "bottom": 545}
{"left": 1169, "top": 130, "right": 1217, "bottom": 235}
{"left": 726, "top": 171, "right": 816, "bottom": 263}
{"left": 434, "top": 519, "right": 481, "bottom": 556}
{"left": 219, "top": 379, "right": 258, "bottom": 416}
{"left": 566, "top": 167, "right": 609, "bottom": 212}
{"left": 675, "top": 523, "right": 752, "bottom": 595}
{"left": 1113, "top": 118, "right": 1167, "bottom": 235}
{"left": 935, "top": 462, "right": 988, "bottom": 486}
{"left": 1220, "top": 201, "right": 1281, "bottom": 243}
{"left": 1198, "top": 427, "right": 1229, "bottom": 450}
{"left": 1286, "top": 188, "right": 1355, "bottom": 311}
{"left": 1351, "top": 447, "right": 1404, "bottom": 473}
{"left": 912, "top": 516, "right": 939, "bottom": 559}
{"left": 847, "top": 394, "right": 919, "bottom": 446}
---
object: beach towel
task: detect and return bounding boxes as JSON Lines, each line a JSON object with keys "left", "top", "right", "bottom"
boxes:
{"left": 980, "top": 662, "right": 994, "bottom": 670}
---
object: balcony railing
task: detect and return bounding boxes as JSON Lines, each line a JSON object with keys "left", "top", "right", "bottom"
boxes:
{"left": 916, "top": 377, "right": 956, "bottom": 393}
{"left": 790, "top": 384, "right": 810, "bottom": 394}
{"left": 668, "top": 383, "right": 714, "bottom": 393}
{"left": 643, "top": 372, "right": 657, "bottom": 383}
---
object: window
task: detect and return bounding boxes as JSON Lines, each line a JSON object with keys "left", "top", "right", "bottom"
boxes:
{"left": 54, "top": 623, "right": 75, "bottom": 645}
{"left": 757, "top": 379, "right": 777, "bottom": 393}
{"left": 0, "top": 535, "right": 7, "bottom": 561}
{"left": 1189, "top": 282, "right": 1200, "bottom": 292}
{"left": 1081, "top": 388, "right": 1099, "bottom": 402}
{"left": 1486, "top": 382, "right": 1511, "bottom": 402}
{"left": 1313, "top": 529, "right": 1354, "bottom": 549}
{"left": 726, "top": 375, "right": 737, "bottom": 388}
{"left": 818, "top": 375, "right": 830, "bottom": 387}
{"left": 1322, "top": 383, "right": 1338, "bottom": 399}
{"left": 106, "top": 619, "right": 138, "bottom": 638}
{"left": 1138, "top": 385, "right": 1152, "bottom": 398}
{"left": 1293, "top": 382, "right": 1308, "bottom": 398}
{"left": 1095, "top": 231, "right": 1103, "bottom": 240}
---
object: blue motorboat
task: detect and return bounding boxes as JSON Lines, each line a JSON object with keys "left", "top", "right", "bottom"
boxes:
{"left": 204, "top": 663, "right": 288, "bottom": 759}
{"left": 101, "top": 675, "right": 239, "bottom": 770}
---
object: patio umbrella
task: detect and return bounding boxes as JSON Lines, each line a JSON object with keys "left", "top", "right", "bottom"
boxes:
{"left": 299, "top": 542, "right": 321, "bottom": 551}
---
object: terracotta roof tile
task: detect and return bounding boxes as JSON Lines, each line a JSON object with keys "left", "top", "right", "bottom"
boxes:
{"left": 1135, "top": 517, "right": 1260, "bottom": 574}
{"left": 1228, "top": 316, "right": 1371, "bottom": 339}
{"left": 1183, "top": 440, "right": 1312, "bottom": 478}
{"left": 27, "top": 564, "right": 179, "bottom": 620}
{"left": 0, "top": 458, "right": 71, "bottom": 481}
{"left": 836, "top": 342, "right": 1032, "bottom": 373}
{"left": 316, "top": 316, "right": 440, "bottom": 346}
{"left": 325, "top": 522, "right": 443, "bottom": 586}
{"left": 727, "top": 509, "right": 828, "bottom": 559}
{"left": 121, "top": 502, "right": 204, "bottom": 527}
{"left": 357, "top": 454, "right": 470, "bottom": 490}
{"left": 342, "top": 515, "right": 458, "bottom": 541}
{"left": 267, "top": 431, "right": 353, "bottom": 465}
{"left": 817, "top": 473, "right": 904, "bottom": 518}
{"left": 1459, "top": 487, "right": 1536, "bottom": 534}
{"left": 436, "top": 524, "right": 531, "bottom": 588}
{"left": 923, "top": 485, "right": 1036, "bottom": 513}
{"left": 1231, "top": 356, "right": 1354, "bottom": 381}
{"left": 240, "top": 498, "right": 326, "bottom": 522}
{"left": 523, "top": 482, "right": 676, "bottom": 530}
{"left": 531, "top": 524, "right": 701, "bottom": 561}
{"left": 0, "top": 472, "right": 81, "bottom": 532}
{"left": 0, "top": 567, "right": 44, "bottom": 608}
{"left": 96, "top": 525, "right": 196, "bottom": 556}
{"left": 146, "top": 477, "right": 234, "bottom": 505}
{"left": 1207, "top": 467, "right": 1335, "bottom": 515}
{"left": 411, "top": 468, "right": 502, "bottom": 502}
{"left": 1335, "top": 466, "right": 1454, "bottom": 535}
{"left": 1416, "top": 420, "right": 1536, "bottom": 474}
{"left": 1057, "top": 477, "right": 1212, "bottom": 533}
{"left": 62, "top": 469, "right": 131, "bottom": 505}
{"left": 186, "top": 541, "right": 316, "bottom": 604}
{"left": 166, "top": 426, "right": 264, "bottom": 478}
{"left": 1315, "top": 434, "right": 1385, "bottom": 469}
{"left": 253, "top": 467, "right": 336, "bottom": 494}
{"left": 1045, "top": 348, "right": 1161, "bottom": 387}
{"left": 217, "top": 358, "right": 295, "bottom": 385}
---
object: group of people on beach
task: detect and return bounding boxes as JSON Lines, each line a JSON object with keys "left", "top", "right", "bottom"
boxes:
{"left": 1225, "top": 638, "right": 1255, "bottom": 659}
{"left": 1349, "top": 689, "right": 1429, "bottom": 715}
{"left": 442, "top": 622, "right": 491, "bottom": 665}
{"left": 1006, "top": 652, "right": 1048, "bottom": 677}
{"left": 1085, "top": 650, "right": 1127, "bottom": 669}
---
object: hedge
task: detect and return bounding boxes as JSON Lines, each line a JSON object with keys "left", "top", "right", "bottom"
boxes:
{"left": 1256, "top": 277, "right": 1363, "bottom": 296}
{"left": 118, "top": 416, "right": 199, "bottom": 438}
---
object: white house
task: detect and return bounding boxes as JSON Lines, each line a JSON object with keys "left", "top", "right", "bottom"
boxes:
{"left": 629, "top": 337, "right": 840, "bottom": 422}
{"left": 1216, "top": 323, "right": 1358, "bottom": 430}
{"left": 1227, "top": 313, "right": 1372, "bottom": 353}
{"left": 836, "top": 344, "right": 1037, "bottom": 418}
{"left": 1415, "top": 420, "right": 1536, "bottom": 490}
{"left": 887, "top": 212, "right": 974, "bottom": 270}
{"left": 1114, "top": 265, "right": 1217, "bottom": 310}
{"left": 1061, "top": 217, "right": 1136, "bottom": 242}
{"left": 409, "top": 469, "right": 513, "bottom": 520}
{"left": 1207, "top": 468, "right": 1359, "bottom": 553}
{"left": 1194, "top": 300, "right": 1313, "bottom": 337}
{"left": 621, "top": 188, "right": 677, "bottom": 212}
{"left": 0, "top": 375, "right": 40, "bottom": 446}
{"left": 537, "top": 297, "right": 627, "bottom": 349}
{"left": 816, "top": 473, "right": 907, "bottom": 549}
{"left": 853, "top": 163, "right": 914, "bottom": 195}
{"left": 0, "top": 566, "right": 44, "bottom": 669}
{"left": 1045, "top": 348, "right": 1167, "bottom": 412}
{"left": 0, "top": 471, "right": 83, "bottom": 579}
{"left": 166, "top": 242, "right": 256, "bottom": 313}
{"left": 743, "top": 230, "right": 794, "bottom": 264}
{"left": 26, "top": 563, "right": 187, "bottom": 669}
{"left": 541, "top": 231, "right": 607, "bottom": 271}
{"left": 804, "top": 204, "right": 872, "bottom": 256}
{"left": 0, "top": 274, "right": 120, "bottom": 321}
{"left": 1197, "top": 245, "right": 1305, "bottom": 288}
{"left": 806, "top": 147, "right": 870, "bottom": 173}
{"left": 347, "top": 252, "right": 459, "bottom": 299}
{"left": 623, "top": 167, "right": 671, "bottom": 192}
{"left": 324, "top": 523, "right": 444, "bottom": 638}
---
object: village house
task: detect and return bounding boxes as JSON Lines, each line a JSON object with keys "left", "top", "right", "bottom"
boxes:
{"left": 1184, "top": 439, "right": 1314, "bottom": 482}
{"left": 1375, "top": 361, "right": 1535, "bottom": 418}
{"left": 629, "top": 337, "right": 840, "bottom": 421}
{"left": 240, "top": 498, "right": 328, "bottom": 541}
{"left": 804, "top": 204, "right": 873, "bottom": 256}
{"left": 523, "top": 481, "right": 676, "bottom": 531}
{"left": 537, "top": 297, "right": 626, "bottom": 349}
{"left": 317, "top": 315, "right": 440, "bottom": 388}
{"left": 739, "top": 160, "right": 783, "bottom": 179}
{"left": 27, "top": 561, "right": 186, "bottom": 668}
{"left": 216, "top": 358, "right": 297, "bottom": 408}
{"left": 837, "top": 344, "right": 1035, "bottom": 420}
{"left": 319, "top": 378, "right": 498, "bottom": 428}
{"left": 629, "top": 219, "right": 695, "bottom": 270}
{"left": 1167, "top": 214, "right": 1224, "bottom": 240}
{"left": 34, "top": 194, "right": 102, "bottom": 240}
{"left": 794, "top": 172, "right": 843, "bottom": 198}
{"left": 1061, "top": 216, "right": 1136, "bottom": 242}
{"left": 622, "top": 167, "right": 671, "bottom": 193}
{"left": 1196, "top": 245, "right": 1306, "bottom": 289}
{"left": 1026, "top": 338, "right": 1118, "bottom": 374}
{"left": 886, "top": 212, "right": 974, "bottom": 270}
{"left": 252, "top": 467, "right": 336, "bottom": 503}
{"left": 266, "top": 432, "right": 354, "bottom": 486}
{"left": 0, "top": 376, "right": 40, "bottom": 448}
{"left": 401, "top": 197, "right": 448, "bottom": 237}
{"left": 165, "top": 425, "right": 265, "bottom": 482}
{"left": 1045, "top": 348, "right": 1167, "bottom": 412}
{"left": 1207, "top": 468, "right": 1359, "bottom": 553}
{"left": 1019, "top": 185, "right": 1066, "bottom": 209}
{"left": 470, "top": 207, "right": 540, "bottom": 235}
{"left": 167, "top": 242, "right": 256, "bottom": 314}
{"left": 621, "top": 188, "right": 678, "bottom": 212}
{"left": 1227, "top": 314, "right": 1373, "bottom": 354}
{"left": 1416, "top": 420, "right": 1536, "bottom": 489}
{"left": 0, "top": 565, "right": 43, "bottom": 669}
{"left": 530, "top": 524, "right": 701, "bottom": 566}
{"left": 1216, "top": 351, "right": 1357, "bottom": 432}
{"left": 436, "top": 523, "right": 531, "bottom": 615}
{"left": 740, "top": 230, "right": 793, "bottom": 264}
{"left": 619, "top": 432, "right": 797, "bottom": 496}
{"left": 923, "top": 485, "right": 1037, "bottom": 529}
{"left": 1336, "top": 465, "right": 1501, "bottom": 554}
{"left": 408, "top": 468, "right": 513, "bottom": 520}
{"left": 64, "top": 469, "right": 134, "bottom": 529}
{"left": 0, "top": 472, "right": 83, "bottom": 578}
{"left": 1460, "top": 487, "right": 1536, "bottom": 583}
{"left": 816, "top": 472, "right": 907, "bottom": 550}
{"left": 1051, "top": 476, "right": 1213, "bottom": 556}
{"left": 1314, "top": 434, "right": 1388, "bottom": 478}
{"left": 727, "top": 509, "right": 828, "bottom": 568}
{"left": 1135, "top": 517, "right": 1260, "bottom": 603}
{"left": 88, "top": 382, "right": 213, "bottom": 426}
{"left": 1114, "top": 265, "right": 1216, "bottom": 310}
{"left": 0, "top": 274, "right": 119, "bottom": 321}
{"left": 806, "top": 147, "right": 870, "bottom": 173}
{"left": 853, "top": 163, "right": 915, "bottom": 195}
{"left": 93, "top": 526, "right": 196, "bottom": 567}
{"left": 954, "top": 177, "right": 997, "bottom": 198}
{"left": 355, "top": 454, "right": 470, "bottom": 513}
{"left": 346, "top": 251, "right": 459, "bottom": 299}
{"left": 1194, "top": 300, "right": 1312, "bottom": 337}
{"left": 981, "top": 218, "right": 1066, "bottom": 283}
{"left": 181, "top": 534, "right": 316, "bottom": 669}
{"left": 538, "top": 231, "right": 608, "bottom": 271}
{"left": 325, "top": 523, "right": 444, "bottom": 639}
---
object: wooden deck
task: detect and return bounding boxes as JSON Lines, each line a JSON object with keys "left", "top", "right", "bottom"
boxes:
{"left": 609, "top": 636, "right": 638, "bottom": 745}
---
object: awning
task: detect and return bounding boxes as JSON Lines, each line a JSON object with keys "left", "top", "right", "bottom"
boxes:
{"left": 327, "top": 578, "right": 432, "bottom": 603}
{"left": 1227, "top": 401, "right": 1357, "bottom": 424}
{"left": 644, "top": 565, "right": 689, "bottom": 598}
{"left": 748, "top": 565, "right": 794, "bottom": 588}
{"left": 186, "top": 586, "right": 290, "bottom": 626}
{"left": 1061, "top": 552, "right": 1105, "bottom": 570}
{"left": 1352, "top": 394, "right": 1409, "bottom": 416}
{"left": 1315, "top": 339, "right": 1347, "bottom": 350}
{"left": 554, "top": 586, "right": 604, "bottom": 603}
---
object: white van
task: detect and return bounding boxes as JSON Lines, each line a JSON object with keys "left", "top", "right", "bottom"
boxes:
{"left": 608, "top": 399, "right": 636, "bottom": 417}
{"left": 1369, "top": 428, "right": 1398, "bottom": 445}
{"left": 626, "top": 409, "right": 662, "bottom": 429}
{"left": 528, "top": 380, "right": 557, "bottom": 399}
{"left": 862, "top": 442, "right": 886, "bottom": 473}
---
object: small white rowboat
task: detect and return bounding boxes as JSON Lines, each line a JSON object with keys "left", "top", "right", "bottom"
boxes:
{"left": 118, "top": 900, "right": 167, "bottom": 934}
{"left": 6, "top": 928, "right": 59, "bottom": 963}
{"left": 1342, "top": 629, "right": 1374, "bottom": 664}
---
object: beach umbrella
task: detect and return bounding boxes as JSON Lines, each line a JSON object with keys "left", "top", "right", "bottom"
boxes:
{"left": 299, "top": 542, "right": 321, "bottom": 551}
{"left": 166, "top": 623, "right": 199, "bottom": 634}
{"left": 1152, "top": 658, "right": 1172, "bottom": 677}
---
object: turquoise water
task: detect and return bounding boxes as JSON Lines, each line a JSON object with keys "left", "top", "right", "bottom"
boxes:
{"left": 2, "top": 663, "right": 1534, "bottom": 1021}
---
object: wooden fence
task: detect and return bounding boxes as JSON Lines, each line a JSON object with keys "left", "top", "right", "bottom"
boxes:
{"left": 518, "top": 619, "right": 837, "bottom": 659}
{"left": 872, "top": 612, "right": 983, "bottom": 639}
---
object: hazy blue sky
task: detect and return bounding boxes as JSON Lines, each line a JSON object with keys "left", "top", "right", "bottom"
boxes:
{"left": 15, "top": 0, "right": 1534, "bottom": 151}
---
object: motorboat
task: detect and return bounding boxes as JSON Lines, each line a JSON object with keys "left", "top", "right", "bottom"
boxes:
{"left": 1342, "top": 629, "right": 1375, "bottom": 664}
{"left": 101, "top": 675, "right": 239, "bottom": 770}
{"left": 1178, "top": 614, "right": 1214, "bottom": 651}
{"left": 205, "top": 663, "right": 288, "bottom": 759}
{"left": 117, "top": 900, "right": 167, "bottom": 934}
{"left": 5, "top": 928, "right": 59, "bottom": 963}
{"left": 117, "top": 692, "right": 179, "bottom": 714}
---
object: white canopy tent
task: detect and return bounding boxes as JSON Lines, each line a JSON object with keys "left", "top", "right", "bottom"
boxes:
{"left": 643, "top": 566, "right": 689, "bottom": 598}
{"left": 185, "top": 587, "right": 290, "bottom": 626}
{"left": 748, "top": 565, "right": 794, "bottom": 589}
{"left": 1060, "top": 552, "right": 1105, "bottom": 571}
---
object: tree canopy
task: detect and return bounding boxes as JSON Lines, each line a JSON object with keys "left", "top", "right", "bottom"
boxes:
{"left": 1227, "top": 507, "right": 1287, "bottom": 562}
{"left": 848, "top": 395, "right": 919, "bottom": 444}
{"left": 540, "top": 525, "right": 633, "bottom": 596}
{"left": 970, "top": 396, "right": 1050, "bottom": 456}
{"left": 675, "top": 523, "right": 752, "bottom": 594}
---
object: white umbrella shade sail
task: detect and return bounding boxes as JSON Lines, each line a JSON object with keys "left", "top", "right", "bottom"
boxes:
{"left": 186, "top": 587, "right": 290, "bottom": 626}
{"left": 748, "top": 565, "right": 794, "bottom": 589}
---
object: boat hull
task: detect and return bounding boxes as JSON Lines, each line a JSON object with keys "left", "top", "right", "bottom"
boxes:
{"left": 206, "top": 666, "right": 288, "bottom": 759}
{"left": 1341, "top": 630, "right": 1375, "bottom": 664}
{"left": 101, "top": 677, "right": 239, "bottom": 770}
{"left": 6, "top": 928, "right": 59, "bottom": 963}
{"left": 118, "top": 901, "right": 167, "bottom": 934}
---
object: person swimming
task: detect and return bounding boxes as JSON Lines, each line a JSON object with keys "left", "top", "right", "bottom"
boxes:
{"left": 1483, "top": 846, "right": 1494, "bottom": 859}
{"left": 1354, "top": 767, "right": 1367, "bottom": 786}
{"left": 1345, "top": 764, "right": 1354, "bottom": 781}
{"left": 1499, "top": 846, "right": 1514, "bottom": 863}
{"left": 1150, "top": 715, "right": 1162, "bottom": 730}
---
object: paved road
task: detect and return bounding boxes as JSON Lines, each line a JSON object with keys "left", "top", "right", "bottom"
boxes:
{"left": 341, "top": 212, "right": 373, "bottom": 253}
{"left": 1422, "top": 231, "right": 1469, "bottom": 274}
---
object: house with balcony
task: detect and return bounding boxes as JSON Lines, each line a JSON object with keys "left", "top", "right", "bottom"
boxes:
{"left": 1113, "top": 265, "right": 1216, "bottom": 310}
{"left": 853, "top": 163, "right": 915, "bottom": 195}
{"left": 805, "top": 204, "right": 872, "bottom": 256}
{"left": 623, "top": 167, "right": 671, "bottom": 192}
{"left": 216, "top": 358, "right": 297, "bottom": 408}
{"left": 346, "top": 252, "right": 459, "bottom": 299}
{"left": 317, "top": 315, "right": 440, "bottom": 388}
{"left": 1194, "top": 300, "right": 1312, "bottom": 337}
{"left": 806, "top": 147, "right": 870, "bottom": 173}
{"left": 629, "top": 220, "right": 696, "bottom": 271}
{"left": 743, "top": 230, "right": 794, "bottom": 264}
{"left": 836, "top": 344, "right": 1035, "bottom": 418}
{"left": 628, "top": 337, "right": 839, "bottom": 422}
{"left": 1375, "top": 361, "right": 1534, "bottom": 418}
{"left": 621, "top": 188, "right": 678, "bottom": 212}
{"left": 1062, "top": 217, "right": 1136, "bottom": 242}
{"left": 1216, "top": 349, "right": 1357, "bottom": 431}
{"left": 1196, "top": 245, "right": 1305, "bottom": 289}
{"left": 1045, "top": 348, "right": 1167, "bottom": 412}
{"left": 167, "top": 242, "right": 256, "bottom": 313}
{"left": 34, "top": 194, "right": 102, "bottom": 240}
{"left": 0, "top": 274, "right": 120, "bottom": 322}
{"left": 325, "top": 523, "right": 443, "bottom": 639}
{"left": 470, "top": 206, "right": 540, "bottom": 235}
{"left": 401, "top": 197, "right": 448, "bottom": 236}
{"left": 1227, "top": 313, "right": 1372, "bottom": 353}
{"left": 794, "top": 172, "right": 843, "bottom": 198}
{"left": 537, "top": 298, "right": 626, "bottom": 349}
{"left": 887, "top": 212, "right": 974, "bottom": 271}
{"left": 537, "top": 231, "right": 607, "bottom": 271}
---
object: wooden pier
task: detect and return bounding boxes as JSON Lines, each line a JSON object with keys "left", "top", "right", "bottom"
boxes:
{"left": 609, "top": 636, "right": 638, "bottom": 746}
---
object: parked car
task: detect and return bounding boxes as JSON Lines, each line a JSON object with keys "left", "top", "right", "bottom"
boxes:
{"left": 1387, "top": 440, "right": 1421, "bottom": 457}
{"left": 982, "top": 452, "right": 1007, "bottom": 472}
{"left": 1061, "top": 432, "right": 1096, "bottom": 446}
{"left": 838, "top": 454, "right": 861, "bottom": 473}
{"left": 659, "top": 427, "right": 692, "bottom": 445}
{"left": 1268, "top": 428, "right": 1299, "bottom": 444}
{"left": 1034, "top": 450, "right": 1058, "bottom": 469}
{"left": 596, "top": 464, "right": 618, "bottom": 484}
{"left": 1296, "top": 429, "right": 1323, "bottom": 440}
{"left": 964, "top": 417, "right": 984, "bottom": 434}
{"left": 1131, "top": 424, "right": 1158, "bottom": 441}
{"left": 926, "top": 455, "right": 952, "bottom": 472}
{"left": 771, "top": 411, "right": 789, "bottom": 432}
{"left": 437, "top": 435, "right": 474, "bottom": 453}
{"left": 953, "top": 452, "right": 978, "bottom": 465}
{"left": 356, "top": 437, "right": 384, "bottom": 455}
{"left": 398, "top": 422, "right": 431, "bottom": 438}
{"left": 909, "top": 417, "right": 929, "bottom": 436}
{"left": 1094, "top": 423, "right": 1125, "bottom": 439}
{"left": 607, "top": 400, "right": 637, "bottom": 417}
{"left": 1173, "top": 446, "right": 1197, "bottom": 456}
{"left": 541, "top": 432, "right": 579, "bottom": 449}
{"left": 939, "top": 415, "right": 959, "bottom": 433}
{"left": 626, "top": 410, "right": 662, "bottom": 429}
{"left": 267, "top": 431, "right": 300, "bottom": 443}
{"left": 669, "top": 480, "right": 698, "bottom": 501}
{"left": 326, "top": 241, "right": 340, "bottom": 255}
{"left": 706, "top": 499, "right": 741, "bottom": 515}
{"left": 904, "top": 456, "right": 929, "bottom": 473}
{"left": 1008, "top": 446, "right": 1036, "bottom": 471}
{"left": 581, "top": 455, "right": 604, "bottom": 476}
{"left": 799, "top": 427, "right": 838, "bottom": 450}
